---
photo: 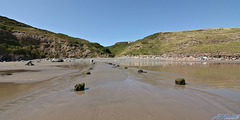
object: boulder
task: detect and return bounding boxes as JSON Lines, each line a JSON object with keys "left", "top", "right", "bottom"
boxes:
{"left": 1, "top": 73, "right": 12, "bottom": 76}
{"left": 52, "top": 59, "right": 64, "bottom": 62}
{"left": 175, "top": 78, "right": 186, "bottom": 85}
{"left": 86, "top": 71, "right": 91, "bottom": 75}
{"left": 74, "top": 83, "right": 85, "bottom": 91}
{"left": 138, "top": 69, "right": 144, "bottom": 73}
{"left": 25, "top": 61, "right": 34, "bottom": 66}
{"left": 124, "top": 67, "right": 128, "bottom": 69}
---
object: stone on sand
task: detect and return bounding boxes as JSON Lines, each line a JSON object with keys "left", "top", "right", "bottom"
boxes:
{"left": 175, "top": 78, "right": 186, "bottom": 85}
{"left": 74, "top": 83, "right": 85, "bottom": 91}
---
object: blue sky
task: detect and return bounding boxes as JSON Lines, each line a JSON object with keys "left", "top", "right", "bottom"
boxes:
{"left": 1, "top": 0, "right": 240, "bottom": 46}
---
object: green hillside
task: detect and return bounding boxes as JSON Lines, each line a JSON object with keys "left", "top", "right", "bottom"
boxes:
{"left": 108, "top": 42, "right": 130, "bottom": 55}
{"left": 0, "top": 16, "right": 112, "bottom": 61}
{"left": 110, "top": 28, "right": 240, "bottom": 57}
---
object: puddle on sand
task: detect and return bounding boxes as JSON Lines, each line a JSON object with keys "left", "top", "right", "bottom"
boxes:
{"left": 55, "top": 63, "right": 90, "bottom": 69}
{"left": 0, "top": 82, "right": 37, "bottom": 105}
{"left": 0, "top": 69, "right": 39, "bottom": 76}
{"left": 127, "top": 62, "right": 240, "bottom": 91}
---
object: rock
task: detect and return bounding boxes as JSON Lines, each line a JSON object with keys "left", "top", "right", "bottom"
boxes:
{"left": 1, "top": 73, "right": 12, "bottom": 76}
{"left": 116, "top": 65, "right": 120, "bottom": 67}
{"left": 25, "top": 61, "right": 34, "bottom": 66}
{"left": 86, "top": 71, "right": 91, "bottom": 75}
{"left": 138, "top": 69, "right": 147, "bottom": 73}
{"left": 124, "top": 67, "right": 128, "bottom": 69}
{"left": 52, "top": 59, "right": 64, "bottom": 62}
{"left": 175, "top": 78, "right": 186, "bottom": 85}
{"left": 5, "top": 73, "right": 12, "bottom": 75}
{"left": 90, "top": 59, "right": 94, "bottom": 63}
{"left": 74, "top": 83, "right": 85, "bottom": 91}
{"left": 138, "top": 69, "right": 144, "bottom": 73}
{"left": 89, "top": 67, "right": 93, "bottom": 70}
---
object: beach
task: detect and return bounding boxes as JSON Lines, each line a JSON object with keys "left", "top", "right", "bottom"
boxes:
{"left": 0, "top": 59, "right": 239, "bottom": 120}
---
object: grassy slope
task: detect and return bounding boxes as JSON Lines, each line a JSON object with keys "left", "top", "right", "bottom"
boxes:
{"left": 0, "top": 16, "right": 112, "bottom": 58}
{"left": 107, "top": 42, "right": 130, "bottom": 56}
{"left": 110, "top": 28, "right": 240, "bottom": 56}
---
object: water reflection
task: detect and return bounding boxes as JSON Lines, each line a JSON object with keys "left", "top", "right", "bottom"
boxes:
{"left": 56, "top": 63, "right": 89, "bottom": 69}
{"left": 0, "top": 70, "right": 39, "bottom": 76}
{"left": 74, "top": 91, "right": 85, "bottom": 96}
{"left": 174, "top": 84, "right": 186, "bottom": 89}
{"left": 0, "top": 82, "right": 36, "bottom": 103}
{"left": 74, "top": 88, "right": 89, "bottom": 95}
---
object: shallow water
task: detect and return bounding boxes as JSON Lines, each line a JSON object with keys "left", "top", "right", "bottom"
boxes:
{"left": 0, "top": 69, "right": 39, "bottom": 76}
{"left": 126, "top": 62, "right": 240, "bottom": 91}
{"left": 124, "top": 61, "right": 240, "bottom": 111}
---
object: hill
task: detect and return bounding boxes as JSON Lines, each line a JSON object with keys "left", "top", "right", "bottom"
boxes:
{"left": 0, "top": 16, "right": 112, "bottom": 61}
{"left": 109, "top": 28, "right": 240, "bottom": 58}
{"left": 1, "top": 15, "right": 240, "bottom": 61}
{"left": 108, "top": 42, "right": 130, "bottom": 56}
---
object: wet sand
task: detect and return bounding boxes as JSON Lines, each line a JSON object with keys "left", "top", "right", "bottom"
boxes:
{"left": 0, "top": 61, "right": 239, "bottom": 120}
{"left": 0, "top": 61, "right": 84, "bottom": 83}
{"left": 0, "top": 61, "right": 89, "bottom": 108}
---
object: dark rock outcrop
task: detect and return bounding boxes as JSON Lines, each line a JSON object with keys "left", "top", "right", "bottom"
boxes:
{"left": 138, "top": 69, "right": 147, "bottom": 73}
{"left": 86, "top": 71, "right": 91, "bottom": 75}
{"left": 25, "top": 61, "right": 34, "bottom": 66}
{"left": 175, "top": 78, "right": 186, "bottom": 85}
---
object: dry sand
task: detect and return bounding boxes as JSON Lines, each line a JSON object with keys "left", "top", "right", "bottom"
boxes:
{"left": 0, "top": 61, "right": 239, "bottom": 120}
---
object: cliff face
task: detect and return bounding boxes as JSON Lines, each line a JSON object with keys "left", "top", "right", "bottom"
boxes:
{"left": 11, "top": 31, "right": 109, "bottom": 58}
{"left": 0, "top": 16, "right": 112, "bottom": 61}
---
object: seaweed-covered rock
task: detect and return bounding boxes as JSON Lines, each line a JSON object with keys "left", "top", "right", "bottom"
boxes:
{"left": 86, "top": 71, "right": 91, "bottom": 75}
{"left": 175, "top": 78, "right": 186, "bottom": 85}
{"left": 25, "top": 61, "right": 34, "bottom": 66}
{"left": 74, "top": 83, "right": 85, "bottom": 91}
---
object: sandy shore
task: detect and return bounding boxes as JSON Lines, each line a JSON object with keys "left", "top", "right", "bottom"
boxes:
{"left": 0, "top": 61, "right": 239, "bottom": 120}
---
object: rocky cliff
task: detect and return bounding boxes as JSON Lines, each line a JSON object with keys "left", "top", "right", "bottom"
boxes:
{"left": 0, "top": 16, "right": 112, "bottom": 61}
